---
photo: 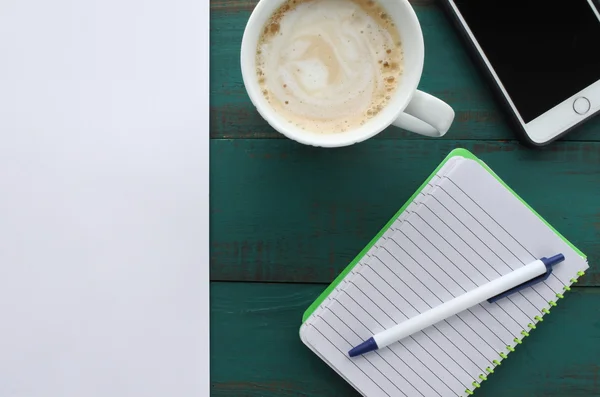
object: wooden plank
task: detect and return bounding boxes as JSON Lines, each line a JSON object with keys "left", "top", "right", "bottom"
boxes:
{"left": 209, "top": 0, "right": 600, "bottom": 141}
{"left": 211, "top": 282, "right": 600, "bottom": 396}
{"left": 210, "top": 139, "right": 600, "bottom": 285}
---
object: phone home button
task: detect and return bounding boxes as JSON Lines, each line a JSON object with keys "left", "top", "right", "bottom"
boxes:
{"left": 573, "top": 97, "right": 591, "bottom": 115}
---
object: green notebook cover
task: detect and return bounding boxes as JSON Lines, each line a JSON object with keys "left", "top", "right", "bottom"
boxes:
{"left": 301, "top": 147, "right": 586, "bottom": 324}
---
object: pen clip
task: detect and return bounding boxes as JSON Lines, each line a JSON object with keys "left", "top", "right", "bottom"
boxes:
{"left": 487, "top": 254, "right": 564, "bottom": 304}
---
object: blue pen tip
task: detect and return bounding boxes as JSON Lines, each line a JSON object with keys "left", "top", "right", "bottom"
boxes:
{"left": 541, "top": 253, "right": 565, "bottom": 268}
{"left": 348, "top": 337, "right": 378, "bottom": 357}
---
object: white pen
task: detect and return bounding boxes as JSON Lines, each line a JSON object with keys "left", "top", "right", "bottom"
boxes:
{"left": 348, "top": 254, "right": 565, "bottom": 357}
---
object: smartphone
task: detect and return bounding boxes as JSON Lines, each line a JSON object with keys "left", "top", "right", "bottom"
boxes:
{"left": 439, "top": 0, "right": 600, "bottom": 146}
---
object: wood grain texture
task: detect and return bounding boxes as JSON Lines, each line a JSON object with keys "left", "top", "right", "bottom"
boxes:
{"left": 209, "top": 0, "right": 600, "bottom": 141}
{"left": 209, "top": 2, "right": 600, "bottom": 395}
{"left": 211, "top": 282, "right": 600, "bottom": 396}
{"left": 210, "top": 139, "right": 600, "bottom": 285}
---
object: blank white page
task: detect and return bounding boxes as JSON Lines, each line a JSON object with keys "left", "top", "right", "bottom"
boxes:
{"left": 301, "top": 156, "right": 588, "bottom": 397}
{"left": 0, "top": 0, "right": 209, "bottom": 396}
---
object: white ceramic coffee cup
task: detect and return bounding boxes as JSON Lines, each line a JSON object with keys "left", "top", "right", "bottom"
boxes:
{"left": 240, "top": 0, "right": 455, "bottom": 147}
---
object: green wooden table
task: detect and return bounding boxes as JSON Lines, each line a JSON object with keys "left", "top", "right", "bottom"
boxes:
{"left": 210, "top": 0, "right": 600, "bottom": 395}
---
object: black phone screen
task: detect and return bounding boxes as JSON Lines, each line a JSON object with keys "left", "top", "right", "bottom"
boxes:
{"left": 452, "top": 0, "right": 600, "bottom": 123}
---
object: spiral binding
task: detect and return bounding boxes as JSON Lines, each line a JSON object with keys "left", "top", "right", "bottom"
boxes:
{"left": 463, "top": 269, "right": 586, "bottom": 397}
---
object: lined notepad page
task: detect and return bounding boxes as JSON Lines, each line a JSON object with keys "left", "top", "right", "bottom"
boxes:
{"left": 300, "top": 156, "right": 588, "bottom": 397}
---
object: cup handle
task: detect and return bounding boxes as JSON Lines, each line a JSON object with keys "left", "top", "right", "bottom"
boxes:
{"left": 391, "top": 90, "right": 455, "bottom": 137}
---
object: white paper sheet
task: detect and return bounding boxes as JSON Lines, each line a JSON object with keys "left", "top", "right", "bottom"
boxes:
{"left": 0, "top": 0, "right": 209, "bottom": 395}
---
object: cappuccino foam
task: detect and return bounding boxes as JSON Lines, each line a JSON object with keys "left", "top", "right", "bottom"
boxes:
{"left": 256, "top": 0, "right": 403, "bottom": 134}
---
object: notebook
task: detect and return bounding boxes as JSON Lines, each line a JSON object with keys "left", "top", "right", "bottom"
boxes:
{"left": 299, "top": 148, "right": 589, "bottom": 397}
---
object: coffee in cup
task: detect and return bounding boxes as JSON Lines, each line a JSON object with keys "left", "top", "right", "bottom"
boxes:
{"left": 255, "top": 0, "right": 403, "bottom": 134}
{"left": 241, "top": 0, "right": 455, "bottom": 147}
